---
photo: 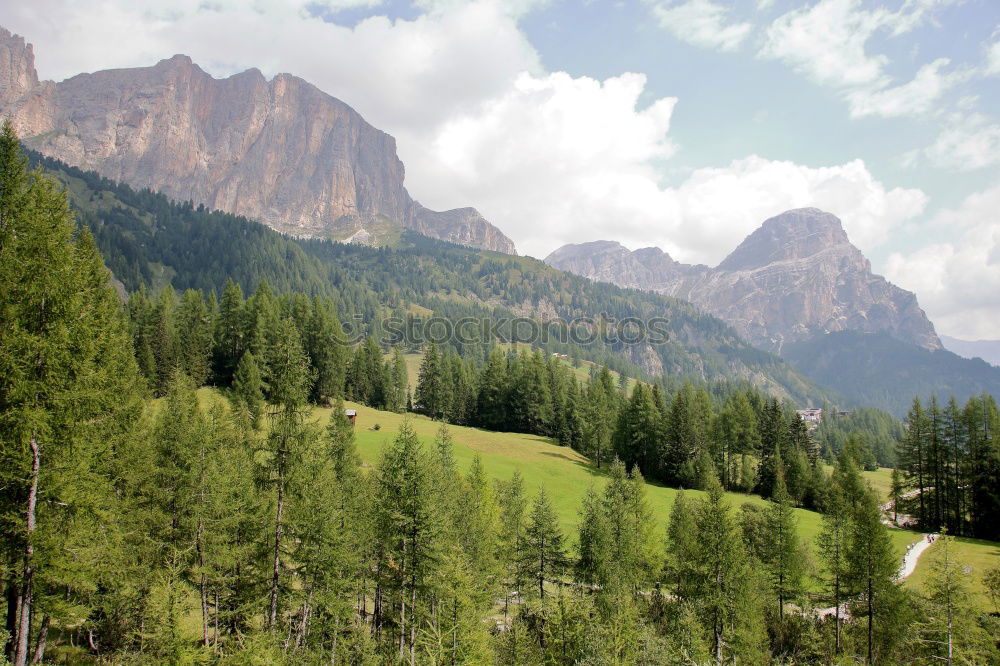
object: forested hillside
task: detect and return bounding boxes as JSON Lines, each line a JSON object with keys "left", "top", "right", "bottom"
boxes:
{"left": 4, "top": 124, "right": 1000, "bottom": 665}
{"left": 27, "top": 149, "right": 838, "bottom": 407}
{"left": 783, "top": 331, "right": 1000, "bottom": 417}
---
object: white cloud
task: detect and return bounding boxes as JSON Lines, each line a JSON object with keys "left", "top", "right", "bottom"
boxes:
{"left": 5, "top": 0, "right": 541, "bottom": 136}
{"left": 759, "top": 0, "right": 963, "bottom": 118}
{"left": 986, "top": 40, "right": 1000, "bottom": 75}
{"left": 886, "top": 185, "right": 1000, "bottom": 339}
{"left": 647, "top": 0, "right": 753, "bottom": 52}
{"left": 923, "top": 113, "right": 1000, "bottom": 171}
{"left": 846, "top": 57, "right": 966, "bottom": 118}
{"left": 759, "top": 0, "right": 894, "bottom": 89}
{"left": 0, "top": 0, "right": 937, "bottom": 278}
{"left": 403, "top": 69, "right": 927, "bottom": 262}
{"left": 665, "top": 156, "right": 927, "bottom": 262}
{"left": 413, "top": 0, "right": 549, "bottom": 18}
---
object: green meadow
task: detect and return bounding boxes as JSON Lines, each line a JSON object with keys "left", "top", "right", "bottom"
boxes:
{"left": 191, "top": 388, "right": 1000, "bottom": 607}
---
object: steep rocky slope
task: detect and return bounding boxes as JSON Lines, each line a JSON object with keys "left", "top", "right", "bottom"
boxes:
{"left": 546, "top": 208, "right": 941, "bottom": 353}
{"left": 0, "top": 27, "right": 516, "bottom": 254}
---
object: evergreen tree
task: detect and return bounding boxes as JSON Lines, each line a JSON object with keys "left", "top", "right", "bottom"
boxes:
{"left": 475, "top": 349, "right": 510, "bottom": 431}
{"left": 386, "top": 347, "right": 409, "bottom": 413}
{"left": 817, "top": 455, "right": 855, "bottom": 654}
{"left": 0, "top": 122, "right": 145, "bottom": 666}
{"left": 497, "top": 470, "right": 529, "bottom": 619}
{"left": 914, "top": 533, "right": 996, "bottom": 664}
{"left": 690, "top": 472, "right": 766, "bottom": 664}
{"left": 757, "top": 398, "right": 788, "bottom": 499}
{"left": 664, "top": 490, "right": 698, "bottom": 598}
{"left": 415, "top": 344, "right": 447, "bottom": 420}
{"left": 765, "top": 474, "right": 805, "bottom": 617}
{"left": 231, "top": 351, "right": 264, "bottom": 428}
{"left": 373, "top": 420, "right": 442, "bottom": 664}
{"left": 845, "top": 486, "right": 901, "bottom": 664}
{"left": 524, "top": 489, "right": 566, "bottom": 600}
{"left": 509, "top": 351, "right": 554, "bottom": 435}
{"left": 611, "top": 383, "right": 662, "bottom": 481}
{"left": 304, "top": 297, "right": 347, "bottom": 405}
{"left": 176, "top": 288, "right": 213, "bottom": 386}
{"left": 580, "top": 367, "right": 618, "bottom": 468}
{"left": 212, "top": 279, "right": 246, "bottom": 386}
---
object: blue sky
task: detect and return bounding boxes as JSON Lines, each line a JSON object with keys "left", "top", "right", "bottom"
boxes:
{"left": 4, "top": 0, "right": 999, "bottom": 337}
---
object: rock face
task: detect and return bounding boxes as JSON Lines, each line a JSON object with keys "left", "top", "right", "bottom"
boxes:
{"left": 0, "top": 27, "right": 516, "bottom": 255}
{"left": 546, "top": 208, "right": 942, "bottom": 353}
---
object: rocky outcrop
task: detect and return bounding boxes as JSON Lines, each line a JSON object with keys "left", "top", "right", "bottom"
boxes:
{"left": 546, "top": 208, "right": 942, "bottom": 353}
{"left": 0, "top": 27, "right": 516, "bottom": 254}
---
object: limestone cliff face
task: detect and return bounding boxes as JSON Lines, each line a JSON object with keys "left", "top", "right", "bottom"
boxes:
{"left": 0, "top": 27, "right": 515, "bottom": 254}
{"left": 546, "top": 208, "right": 942, "bottom": 353}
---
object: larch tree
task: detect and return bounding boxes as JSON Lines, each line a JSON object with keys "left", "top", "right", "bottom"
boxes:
{"left": 0, "top": 121, "right": 144, "bottom": 666}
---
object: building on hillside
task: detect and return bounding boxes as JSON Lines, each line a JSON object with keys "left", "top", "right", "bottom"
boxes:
{"left": 345, "top": 409, "right": 357, "bottom": 425}
{"left": 796, "top": 408, "right": 823, "bottom": 424}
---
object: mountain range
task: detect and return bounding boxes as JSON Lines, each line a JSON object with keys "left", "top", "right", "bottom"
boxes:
{"left": 0, "top": 27, "right": 516, "bottom": 254}
{"left": 2, "top": 24, "right": 996, "bottom": 415}
{"left": 940, "top": 336, "right": 1000, "bottom": 367}
{"left": 545, "top": 208, "right": 941, "bottom": 354}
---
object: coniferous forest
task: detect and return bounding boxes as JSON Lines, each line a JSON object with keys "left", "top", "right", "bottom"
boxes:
{"left": 3, "top": 123, "right": 1000, "bottom": 664}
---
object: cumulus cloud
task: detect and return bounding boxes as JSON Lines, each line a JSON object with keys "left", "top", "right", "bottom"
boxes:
{"left": 0, "top": 0, "right": 935, "bottom": 274}
{"left": 886, "top": 186, "right": 1000, "bottom": 340}
{"left": 5, "top": 0, "right": 541, "bottom": 135}
{"left": 759, "top": 0, "right": 962, "bottom": 118}
{"left": 404, "top": 68, "right": 926, "bottom": 262}
{"left": 846, "top": 58, "right": 967, "bottom": 118}
{"left": 646, "top": 0, "right": 753, "bottom": 52}
{"left": 922, "top": 113, "right": 1000, "bottom": 171}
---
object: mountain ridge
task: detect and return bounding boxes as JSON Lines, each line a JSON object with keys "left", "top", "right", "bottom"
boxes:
{"left": 545, "top": 208, "right": 942, "bottom": 353}
{"left": 0, "top": 26, "right": 517, "bottom": 255}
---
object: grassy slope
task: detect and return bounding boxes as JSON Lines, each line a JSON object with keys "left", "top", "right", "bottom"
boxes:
{"left": 311, "top": 399, "right": 920, "bottom": 584}
{"left": 903, "top": 536, "right": 1000, "bottom": 612}
{"left": 194, "top": 389, "right": 997, "bottom": 606}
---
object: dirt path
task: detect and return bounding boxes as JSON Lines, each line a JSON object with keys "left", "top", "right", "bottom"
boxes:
{"left": 814, "top": 533, "right": 937, "bottom": 619}
{"left": 899, "top": 533, "right": 937, "bottom": 578}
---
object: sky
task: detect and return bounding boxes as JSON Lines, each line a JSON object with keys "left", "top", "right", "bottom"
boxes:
{"left": 2, "top": 0, "right": 999, "bottom": 339}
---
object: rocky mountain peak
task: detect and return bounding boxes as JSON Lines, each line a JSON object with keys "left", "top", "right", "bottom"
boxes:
{"left": 545, "top": 208, "right": 942, "bottom": 353}
{"left": 717, "top": 207, "right": 851, "bottom": 272}
{"left": 0, "top": 25, "right": 517, "bottom": 255}
{"left": 0, "top": 27, "right": 39, "bottom": 103}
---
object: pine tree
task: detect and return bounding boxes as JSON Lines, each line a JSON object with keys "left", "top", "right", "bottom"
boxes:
{"left": 757, "top": 398, "right": 788, "bottom": 499}
{"left": 915, "top": 532, "right": 996, "bottom": 664}
{"left": 509, "top": 350, "right": 554, "bottom": 435}
{"left": 0, "top": 122, "right": 144, "bottom": 666}
{"left": 212, "top": 279, "right": 246, "bottom": 385}
{"left": 818, "top": 457, "right": 853, "bottom": 654}
{"left": 846, "top": 486, "right": 900, "bottom": 664}
{"left": 497, "top": 470, "right": 528, "bottom": 618}
{"left": 386, "top": 347, "right": 409, "bottom": 413}
{"left": 664, "top": 490, "right": 698, "bottom": 598}
{"left": 690, "top": 472, "right": 764, "bottom": 664}
{"left": 524, "top": 489, "right": 566, "bottom": 600}
{"left": 304, "top": 297, "right": 347, "bottom": 405}
{"left": 575, "top": 486, "right": 610, "bottom": 587}
{"left": 899, "top": 398, "right": 930, "bottom": 528}
{"left": 373, "top": 420, "right": 441, "bottom": 664}
{"left": 765, "top": 473, "right": 805, "bottom": 617}
{"left": 231, "top": 351, "right": 264, "bottom": 428}
{"left": 611, "top": 383, "right": 661, "bottom": 481}
{"left": 176, "top": 289, "right": 213, "bottom": 386}
{"left": 475, "top": 348, "right": 510, "bottom": 430}
{"left": 415, "top": 344, "right": 446, "bottom": 419}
